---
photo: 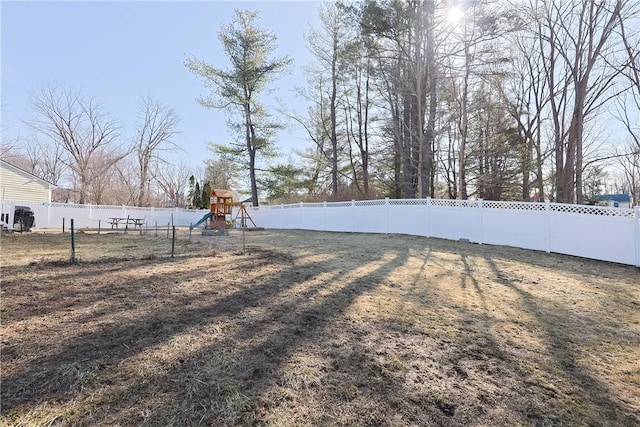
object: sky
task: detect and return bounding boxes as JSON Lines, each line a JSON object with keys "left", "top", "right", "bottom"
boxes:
{"left": 1, "top": 0, "right": 322, "bottom": 172}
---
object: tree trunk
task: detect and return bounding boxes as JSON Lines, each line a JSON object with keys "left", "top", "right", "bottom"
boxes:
{"left": 138, "top": 162, "right": 149, "bottom": 207}
{"left": 421, "top": 0, "right": 436, "bottom": 199}
{"left": 458, "top": 43, "right": 471, "bottom": 200}
{"left": 330, "top": 35, "right": 339, "bottom": 197}
{"left": 571, "top": 86, "right": 587, "bottom": 204}
{"left": 244, "top": 102, "right": 259, "bottom": 207}
{"left": 522, "top": 131, "right": 531, "bottom": 201}
{"left": 403, "top": 89, "right": 415, "bottom": 198}
{"left": 362, "top": 66, "right": 371, "bottom": 197}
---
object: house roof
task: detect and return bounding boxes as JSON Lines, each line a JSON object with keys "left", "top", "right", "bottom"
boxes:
{"left": 0, "top": 158, "right": 57, "bottom": 188}
{"left": 595, "top": 193, "right": 630, "bottom": 203}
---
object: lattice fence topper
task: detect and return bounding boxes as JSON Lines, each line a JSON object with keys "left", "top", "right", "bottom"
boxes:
{"left": 550, "top": 203, "right": 635, "bottom": 218}
{"left": 47, "top": 202, "right": 88, "bottom": 209}
{"left": 430, "top": 199, "right": 480, "bottom": 208}
{"left": 322, "top": 201, "right": 351, "bottom": 208}
{"left": 389, "top": 199, "right": 430, "bottom": 205}
{"left": 251, "top": 199, "right": 637, "bottom": 218}
{"left": 91, "top": 205, "right": 129, "bottom": 210}
{"left": 302, "top": 203, "right": 325, "bottom": 208}
{"left": 354, "top": 200, "right": 386, "bottom": 207}
{"left": 45, "top": 202, "right": 199, "bottom": 214}
{"left": 482, "top": 201, "right": 546, "bottom": 211}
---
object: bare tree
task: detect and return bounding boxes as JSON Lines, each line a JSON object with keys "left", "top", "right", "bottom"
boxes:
{"left": 613, "top": 139, "right": 640, "bottom": 205}
{"left": 87, "top": 150, "right": 124, "bottom": 205}
{"left": 0, "top": 103, "right": 21, "bottom": 158}
{"left": 532, "top": 0, "right": 632, "bottom": 203}
{"left": 204, "top": 157, "right": 240, "bottom": 190}
{"left": 617, "top": 8, "right": 640, "bottom": 152}
{"left": 494, "top": 6, "right": 553, "bottom": 202}
{"left": 156, "top": 162, "right": 192, "bottom": 208}
{"left": 111, "top": 157, "right": 139, "bottom": 206}
{"left": 21, "top": 135, "right": 68, "bottom": 185}
{"left": 0, "top": 136, "right": 19, "bottom": 159}
{"left": 28, "top": 84, "right": 126, "bottom": 204}
{"left": 307, "top": 2, "right": 352, "bottom": 197}
{"left": 133, "top": 95, "right": 180, "bottom": 206}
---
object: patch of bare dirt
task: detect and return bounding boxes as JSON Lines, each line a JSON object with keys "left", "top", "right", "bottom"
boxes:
{"left": 1, "top": 230, "right": 639, "bottom": 426}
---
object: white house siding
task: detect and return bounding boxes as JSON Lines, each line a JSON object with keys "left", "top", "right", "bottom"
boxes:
{"left": 0, "top": 160, "right": 53, "bottom": 203}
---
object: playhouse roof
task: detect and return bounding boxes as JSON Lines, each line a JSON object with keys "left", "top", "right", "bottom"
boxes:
{"left": 211, "top": 189, "right": 234, "bottom": 198}
{"left": 595, "top": 193, "right": 631, "bottom": 203}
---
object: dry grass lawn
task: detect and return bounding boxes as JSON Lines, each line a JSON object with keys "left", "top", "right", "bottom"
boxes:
{"left": 1, "top": 229, "right": 639, "bottom": 426}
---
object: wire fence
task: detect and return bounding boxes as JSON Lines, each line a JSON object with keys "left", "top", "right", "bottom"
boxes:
{"left": 2, "top": 225, "right": 249, "bottom": 267}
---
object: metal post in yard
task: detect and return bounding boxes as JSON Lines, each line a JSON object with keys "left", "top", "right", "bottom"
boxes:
{"left": 189, "top": 223, "right": 192, "bottom": 240}
{"left": 155, "top": 221, "right": 158, "bottom": 237}
{"left": 70, "top": 219, "right": 77, "bottom": 264}
{"left": 98, "top": 219, "right": 101, "bottom": 234}
{"left": 171, "top": 226, "right": 176, "bottom": 258}
{"left": 62, "top": 217, "right": 65, "bottom": 234}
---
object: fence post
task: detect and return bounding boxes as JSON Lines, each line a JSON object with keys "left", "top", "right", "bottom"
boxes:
{"left": 62, "top": 217, "right": 65, "bottom": 234}
{"left": 98, "top": 219, "right": 101, "bottom": 234}
{"left": 545, "top": 201, "right": 551, "bottom": 253}
{"left": 323, "top": 201, "right": 327, "bottom": 232}
{"left": 385, "top": 198, "right": 389, "bottom": 234}
{"left": 478, "top": 199, "right": 484, "bottom": 245}
{"left": 171, "top": 226, "right": 176, "bottom": 258}
{"left": 70, "top": 219, "right": 77, "bottom": 264}
{"left": 352, "top": 200, "right": 356, "bottom": 233}
{"left": 635, "top": 206, "right": 640, "bottom": 267}
{"left": 426, "top": 198, "right": 431, "bottom": 237}
{"left": 300, "top": 202, "right": 304, "bottom": 229}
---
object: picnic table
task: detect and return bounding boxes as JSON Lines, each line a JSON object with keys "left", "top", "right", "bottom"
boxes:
{"left": 108, "top": 217, "right": 145, "bottom": 229}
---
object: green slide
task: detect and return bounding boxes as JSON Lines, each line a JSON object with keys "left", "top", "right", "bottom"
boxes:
{"left": 189, "top": 212, "right": 213, "bottom": 230}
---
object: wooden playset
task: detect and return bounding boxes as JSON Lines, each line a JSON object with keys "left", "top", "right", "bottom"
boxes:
{"left": 209, "top": 189, "right": 234, "bottom": 229}
{"left": 190, "top": 189, "right": 256, "bottom": 231}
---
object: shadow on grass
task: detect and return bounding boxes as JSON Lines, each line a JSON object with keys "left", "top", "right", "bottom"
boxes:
{"left": 2, "top": 231, "right": 638, "bottom": 426}
{"left": 479, "top": 253, "right": 640, "bottom": 425}
{"left": 3, "top": 240, "right": 417, "bottom": 424}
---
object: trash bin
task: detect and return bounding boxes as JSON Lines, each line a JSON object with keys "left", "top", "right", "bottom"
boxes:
{"left": 14, "top": 206, "right": 35, "bottom": 231}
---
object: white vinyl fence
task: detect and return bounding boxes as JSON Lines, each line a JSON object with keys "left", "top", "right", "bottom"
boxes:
{"left": 245, "top": 199, "right": 640, "bottom": 267}
{"left": 2, "top": 198, "right": 639, "bottom": 267}
{"left": 1, "top": 200, "right": 210, "bottom": 232}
